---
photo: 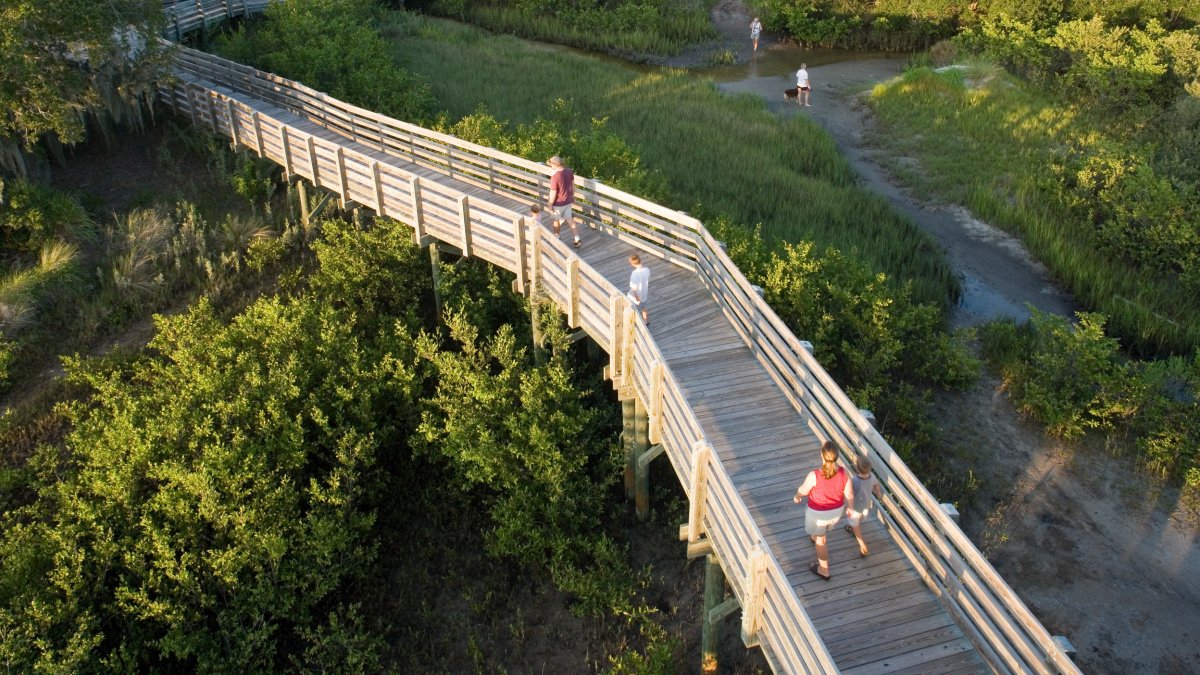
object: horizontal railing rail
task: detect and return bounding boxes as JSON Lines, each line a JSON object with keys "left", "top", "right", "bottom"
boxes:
{"left": 156, "top": 6, "right": 1079, "bottom": 672}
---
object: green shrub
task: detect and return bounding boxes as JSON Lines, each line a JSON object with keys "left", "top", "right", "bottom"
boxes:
{"left": 215, "top": 0, "right": 435, "bottom": 124}
{"left": 1129, "top": 353, "right": 1200, "bottom": 481}
{"left": 709, "top": 218, "right": 977, "bottom": 409}
{"left": 1003, "top": 310, "right": 1136, "bottom": 439}
{"left": 0, "top": 179, "right": 91, "bottom": 255}
{"left": 434, "top": 103, "right": 668, "bottom": 201}
{"left": 753, "top": 0, "right": 1198, "bottom": 52}
{"left": 0, "top": 216, "right": 437, "bottom": 670}
{"left": 0, "top": 338, "right": 14, "bottom": 391}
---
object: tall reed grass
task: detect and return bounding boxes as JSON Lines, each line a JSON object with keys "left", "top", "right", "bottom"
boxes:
{"left": 428, "top": 1, "right": 715, "bottom": 57}
{"left": 393, "top": 17, "right": 958, "bottom": 306}
{"left": 869, "top": 62, "right": 1200, "bottom": 355}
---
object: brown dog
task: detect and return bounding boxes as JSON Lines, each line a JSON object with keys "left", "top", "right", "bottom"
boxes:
{"left": 784, "top": 88, "right": 800, "bottom": 105}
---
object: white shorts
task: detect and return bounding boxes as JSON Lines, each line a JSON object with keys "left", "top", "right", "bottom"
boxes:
{"left": 551, "top": 203, "right": 573, "bottom": 223}
{"left": 845, "top": 507, "right": 871, "bottom": 528}
{"left": 805, "top": 506, "right": 845, "bottom": 537}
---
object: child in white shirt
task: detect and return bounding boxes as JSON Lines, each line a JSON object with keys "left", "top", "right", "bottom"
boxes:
{"left": 628, "top": 254, "right": 650, "bottom": 324}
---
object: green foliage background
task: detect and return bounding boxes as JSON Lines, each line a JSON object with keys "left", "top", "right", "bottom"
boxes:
{"left": 750, "top": 0, "right": 1198, "bottom": 51}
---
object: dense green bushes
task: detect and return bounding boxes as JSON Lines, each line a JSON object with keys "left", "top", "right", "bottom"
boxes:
{"left": 0, "top": 294, "right": 409, "bottom": 669}
{"left": 981, "top": 311, "right": 1199, "bottom": 487}
{"left": 216, "top": 0, "right": 435, "bottom": 124}
{"left": 434, "top": 103, "right": 669, "bottom": 200}
{"left": 751, "top": 0, "right": 1198, "bottom": 51}
{"left": 0, "top": 207, "right": 679, "bottom": 668}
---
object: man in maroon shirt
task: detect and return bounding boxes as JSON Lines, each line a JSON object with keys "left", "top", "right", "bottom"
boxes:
{"left": 546, "top": 155, "right": 581, "bottom": 248}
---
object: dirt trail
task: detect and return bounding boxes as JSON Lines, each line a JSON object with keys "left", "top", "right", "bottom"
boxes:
{"left": 712, "top": 58, "right": 1076, "bottom": 328}
{"left": 688, "top": 3, "right": 1200, "bottom": 673}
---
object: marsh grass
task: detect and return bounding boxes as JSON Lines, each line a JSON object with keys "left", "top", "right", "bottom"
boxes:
{"left": 394, "top": 17, "right": 957, "bottom": 306}
{"left": 429, "top": 1, "right": 715, "bottom": 57}
{"left": 869, "top": 62, "right": 1200, "bottom": 355}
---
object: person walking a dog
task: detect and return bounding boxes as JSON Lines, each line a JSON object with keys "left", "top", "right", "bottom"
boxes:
{"left": 546, "top": 155, "right": 581, "bottom": 248}
{"left": 750, "top": 17, "right": 762, "bottom": 52}
{"left": 795, "top": 63, "right": 812, "bottom": 106}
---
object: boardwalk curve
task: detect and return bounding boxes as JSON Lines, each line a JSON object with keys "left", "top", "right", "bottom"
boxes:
{"left": 158, "top": 2, "right": 1081, "bottom": 672}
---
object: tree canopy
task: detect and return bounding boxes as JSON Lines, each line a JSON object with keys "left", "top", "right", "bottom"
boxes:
{"left": 0, "top": 0, "right": 164, "bottom": 171}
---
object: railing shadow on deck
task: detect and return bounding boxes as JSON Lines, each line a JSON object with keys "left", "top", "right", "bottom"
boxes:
{"left": 158, "top": 2, "right": 1081, "bottom": 673}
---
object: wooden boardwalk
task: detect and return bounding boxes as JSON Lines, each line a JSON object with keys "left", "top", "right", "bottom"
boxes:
{"left": 158, "top": 5, "right": 1082, "bottom": 671}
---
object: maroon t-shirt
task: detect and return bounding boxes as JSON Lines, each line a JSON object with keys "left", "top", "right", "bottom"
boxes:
{"left": 808, "top": 467, "right": 848, "bottom": 511}
{"left": 551, "top": 168, "right": 575, "bottom": 206}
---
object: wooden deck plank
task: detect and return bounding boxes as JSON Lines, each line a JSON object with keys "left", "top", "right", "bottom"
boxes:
{"left": 826, "top": 613, "right": 957, "bottom": 663}
{"left": 839, "top": 638, "right": 979, "bottom": 675}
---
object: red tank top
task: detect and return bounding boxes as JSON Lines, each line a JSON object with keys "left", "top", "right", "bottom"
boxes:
{"left": 808, "top": 467, "right": 848, "bottom": 511}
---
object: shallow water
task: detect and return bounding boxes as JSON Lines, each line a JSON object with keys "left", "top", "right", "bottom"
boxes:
{"left": 694, "top": 45, "right": 900, "bottom": 83}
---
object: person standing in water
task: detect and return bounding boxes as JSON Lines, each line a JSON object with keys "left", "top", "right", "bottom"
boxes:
{"left": 796, "top": 63, "right": 812, "bottom": 106}
{"left": 750, "top": 17, "right": 763, "bottom": 52}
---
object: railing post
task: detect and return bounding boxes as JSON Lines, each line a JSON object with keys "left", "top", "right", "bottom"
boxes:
{"left": 251, "top": 111, "right": 264, "bottom": 157}
{"left": 608, "top": 295, "right": 623, "bottom": 381}
{"left": 205, "top": 92, "right": 219, "bottom": 136}
{"left": 530, "top": 227, "right": 547, "bottom": 365}
{"left": 621, "top": 305, "right": 636, "bottom": 389}
{"left": 457, "top": 195, "right": 472, "bottom": 257}
{"left": 306, "top": 135, "right": 320, "bottom": 186}
{"left": 530, "top": 224, "right": 543, "bottom": 293}
{"left": 513, "top": 216, "right": 528, "bottom": 295}
{"left": 336, "top": 147, "right": 350, "bottom": 209}
{"left": 409, "top": 176, "right": 424, "bottom": 242}
{"left": 185, "top": 85, "right": 199, "bottom": 127}
{"left": 279, "top": 126, "right": 293, "bottom": 176}
{"left": 687, "top": 440, "right": 711, "bottom": 543}
{"left": 740, "top": 544, "right": 767, "bottom": 648}
{"left": 372, "top": 161, "right": 385, "bottom": 218}
{"left": 649, "top": 360, "right": 665, "bottom": 445}
{"left": 225, "top": 99, "right": 240, "bottom": 149}
{"left": 567, "top": 257, "right": 579, "bottom": 327}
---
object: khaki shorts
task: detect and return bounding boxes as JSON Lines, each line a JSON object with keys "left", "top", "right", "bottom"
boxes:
{"left": 805, "top": 505, "right": 845, "bottom": 537}
{"left": 551, "top": 203, "right": 573, "bottom": 223}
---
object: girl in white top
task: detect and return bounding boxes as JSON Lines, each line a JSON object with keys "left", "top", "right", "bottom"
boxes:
{"left": 795, "top": 63, "right": 811, "bottom": 106}
{"left": 750, "top": 18, "right": 762, "bottom": 52}
{"left": 844, "top": 454, "right": 883, "bottom": 557}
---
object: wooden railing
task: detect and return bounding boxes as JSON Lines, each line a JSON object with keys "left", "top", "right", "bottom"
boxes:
{"left": 158, "top": 3, "right": 1080, "bottom": 672}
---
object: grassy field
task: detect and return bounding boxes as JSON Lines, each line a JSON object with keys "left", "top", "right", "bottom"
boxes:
{"left": 867, "top": 61, "right": 1200, "bottom": 356}
{"left": 438, "top": 0, "right": 717, "bottom": 57}
{"left": 387, "top": 15, "right": 958, "bottom": 307}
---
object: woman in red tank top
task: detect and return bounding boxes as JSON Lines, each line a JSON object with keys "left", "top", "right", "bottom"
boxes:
{"left": 793, "top": 440, "right": 855, "bottom": 580}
